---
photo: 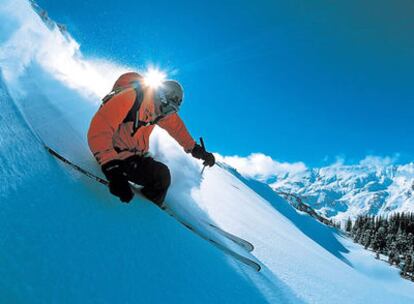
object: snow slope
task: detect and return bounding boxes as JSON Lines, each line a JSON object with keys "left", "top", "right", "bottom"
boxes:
{"left": 1, "top": 1, "right": 414, "bottom": 303}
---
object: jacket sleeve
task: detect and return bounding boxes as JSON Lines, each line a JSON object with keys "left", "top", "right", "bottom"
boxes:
{"left": 158, "top": 113, "right": 196, "bottom": 152}
{"left": 87, "top": 89, "right": 135, "bottom": 165}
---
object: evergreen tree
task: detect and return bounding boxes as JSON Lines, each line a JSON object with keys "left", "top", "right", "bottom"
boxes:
{"left": 346, "top": 218, "right": 352, "bottom": 233}
{"left": 402, "top": 255, "right": 413, "bottom": 277}
{"left": 350, "top": 212, "right": 414, "bottom": 282}
{"left": 395, "top": 230, "right": 409, "bottom": 253}
{"left": 388, "top": 251, "right": 395, "bottom": 265}
{"left": 372, "top": 226, "right": 386, "bottom": 253}
{"left": 362, "top": 229, "right": 372, "bottom": 249}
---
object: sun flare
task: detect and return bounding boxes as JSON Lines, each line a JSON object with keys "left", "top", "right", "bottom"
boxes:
{"left": 143, "top": 67, "right": 167, "bottom": 89}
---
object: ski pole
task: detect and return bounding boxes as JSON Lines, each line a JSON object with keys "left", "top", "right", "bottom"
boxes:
{"left": 200, "top": 137, "right": 206, "bottom": 175}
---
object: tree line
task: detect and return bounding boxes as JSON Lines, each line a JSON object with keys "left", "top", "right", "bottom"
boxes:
{"left": 346, "top": 213, "right": 414, "bottom": 281}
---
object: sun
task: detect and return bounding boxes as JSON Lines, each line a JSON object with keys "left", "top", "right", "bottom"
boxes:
{"left": 143, "top": 67, "right": 167, "bottom": 89}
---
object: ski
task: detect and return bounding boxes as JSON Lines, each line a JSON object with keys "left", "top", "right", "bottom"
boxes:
{"left": 46, "top": 147, "right": 109, "bottom": 186}
{"left": 45, "top": 145, "right": 261, "bottom": 272}
{"left": 163, "top": 208, "right": 260, "bottom": 272}
{"left": 205, "top": 222, "right": 254, "bottom": 252}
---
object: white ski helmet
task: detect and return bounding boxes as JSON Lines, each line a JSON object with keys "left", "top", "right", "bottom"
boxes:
{"left": 157, "top": 80, "right": 184, "bottom": 115}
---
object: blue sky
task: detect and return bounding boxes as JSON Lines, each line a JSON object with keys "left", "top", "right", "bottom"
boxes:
{"left": 37, "top": 0, "right": 414, "bottom": 167}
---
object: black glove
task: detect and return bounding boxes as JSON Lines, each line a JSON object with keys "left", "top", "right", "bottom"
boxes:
{"left": 102, "top": 160, "right": 134, "bottom": 203}
{"left": 191, "top": 143, "right": 215, "bottom": 167}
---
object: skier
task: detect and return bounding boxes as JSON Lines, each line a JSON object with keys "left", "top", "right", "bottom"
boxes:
{"left": 87, "top": 72, "right": 215, "bottom": 206}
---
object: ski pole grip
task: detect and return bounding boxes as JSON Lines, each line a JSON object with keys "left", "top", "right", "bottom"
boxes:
{"left": 200, "top": 137, "right": 205, "bottom": 149}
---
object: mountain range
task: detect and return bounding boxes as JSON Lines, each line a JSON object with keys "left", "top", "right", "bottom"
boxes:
{"left": 269, "top": 161, "right": 414, "bottom": 223}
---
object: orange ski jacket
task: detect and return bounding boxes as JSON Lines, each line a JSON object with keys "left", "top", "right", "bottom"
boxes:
{"left": 87, "top": 73, "right": 196, "bottom": 165}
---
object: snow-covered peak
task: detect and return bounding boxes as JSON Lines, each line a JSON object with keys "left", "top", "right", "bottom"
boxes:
{"left": 269, "top": 161, "right": 414, "bottom": 222}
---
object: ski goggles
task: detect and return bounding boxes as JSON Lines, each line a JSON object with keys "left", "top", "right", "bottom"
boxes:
{"left": 157, "top": 89, "right": 181, "bottom": 115}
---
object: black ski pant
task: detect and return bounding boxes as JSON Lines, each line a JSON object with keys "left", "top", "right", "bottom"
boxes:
{"left": 123, "top": 155, "right": 171, "bottom": 207}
